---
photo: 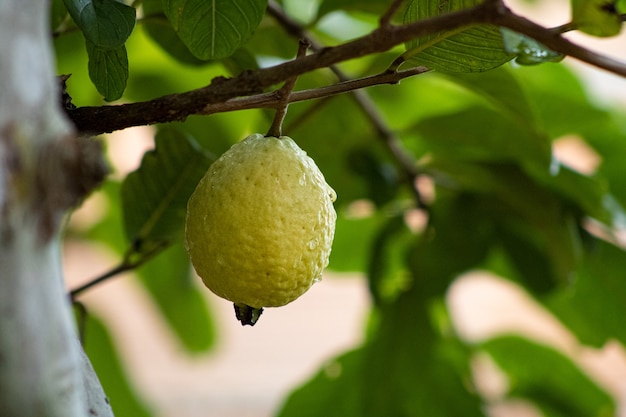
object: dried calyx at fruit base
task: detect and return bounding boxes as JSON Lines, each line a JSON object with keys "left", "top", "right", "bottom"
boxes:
{"left": 185, "top": 133, "right": 337, "bottom": 326}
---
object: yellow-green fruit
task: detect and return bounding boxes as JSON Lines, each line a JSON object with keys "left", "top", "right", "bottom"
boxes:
{"left": 185, "top": 133, "right": 337, "bottom": 321}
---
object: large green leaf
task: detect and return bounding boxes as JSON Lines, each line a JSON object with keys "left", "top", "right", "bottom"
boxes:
{"left": 81, "top": 314, "right": 152, "bottom": 417}
{"left": 142, "top": 0, "right": 208, "bottom": 66}
{"left": 547, "top": 240, "right": 626, "bottom": 347}
{"left": 63, "top": 0, "right": 136, "bottom": 49}
{"left": 136, "top": 243, "right": 216, "bottom": 353}
{"left": 163, "top": 0, "right": 267, "bottom": 59}
{"left": 403, "top": 0, "right": 513, "bottom": 72}
{"left": 121, "top": 127, "right": 214, "bottom": 255}
{"left": 444, "top": 67, "right": 538, "bottom": 126}
{"left": 278, "top": 276, "right": 483, "bottom": 417}
{"left": 414, "top": 106, "right": 551, "bottom": 170}
{"left": 483, "top": 336, "right": 615, "bottom": 416}
{"left": 86, "top": 40, "right": 128, "bottom": 101}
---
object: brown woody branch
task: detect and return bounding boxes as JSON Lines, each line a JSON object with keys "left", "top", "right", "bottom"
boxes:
{"left": 66, "top": 1, "right": 626, "bottom": 136}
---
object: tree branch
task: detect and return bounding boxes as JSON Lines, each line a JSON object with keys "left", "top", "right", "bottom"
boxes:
{"left": 66, "top": 1, "right": 626, "bottom": 136}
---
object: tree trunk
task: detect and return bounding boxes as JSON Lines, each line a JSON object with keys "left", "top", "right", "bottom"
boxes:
{"left": 0, "top": 2, "right": 110, "bottom": 416}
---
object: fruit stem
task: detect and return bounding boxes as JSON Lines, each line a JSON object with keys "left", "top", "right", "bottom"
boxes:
{"left": 267, "top": 39, "right": 310, "bottom": 138}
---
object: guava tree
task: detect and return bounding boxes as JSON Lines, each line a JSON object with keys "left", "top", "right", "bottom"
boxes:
{"left": 2, "top": 0, "right": 626, "bottom": 415}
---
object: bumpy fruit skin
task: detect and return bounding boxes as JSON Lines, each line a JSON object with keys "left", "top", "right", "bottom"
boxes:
{"left": 185, "top": 134, "right": 337, "bottom": 309}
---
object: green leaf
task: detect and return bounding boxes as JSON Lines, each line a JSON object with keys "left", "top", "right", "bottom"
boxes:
{"left": 121, "top": 127, "right": 214, "bottom": 255}
{"left": 81, "top": 313, "right": 152, "bottom": 417}
{"left": 347, "top": 147, "right": 399, "bottom": 207}
{"left": 500, "top": 28, "right": 564, "bottom": 65}
{"left": 483, "top": 336, "right": 615, "bottom": 416}
{"left": 547, "top": 240, "right": 626, "bottom": 347}
{"left": 62, "top": 0, "right": 136, "bottom": 49}
{"left": 444, "top": 67, "right": 537, "bottom": 126}
{"left": 51, "top": 0, "right": 70, "bottom": 33}
{"left": 86, "top": 40, "right": 128, "bottom": 101}
{"left": 136, "top": 243, "right": 216, "bottom": 353}
{"left": 142, "top": 0, "right": 209, "bottom": 66}
{"left": 163, "top": 0, "right": 268, "bottom": 59}
{"left": 571, "top": 0, "right": 622, "bottom": 37}
{"left": 367, "top": 213, "right": 414, "bottom": 305}
{"left": 278, "top": 282, "right": 483, "bottom": 417}
{"left": 415, "top": 106, "right": 551, "bottom": 170}
{"left": 403, "top": 0, "right": 513, "bottom": 72}
{"left": 276, "top": 349, "right": 365, "bottom": 417}
{"left": 328, "top": 213, "right": 380, "bottom": 273}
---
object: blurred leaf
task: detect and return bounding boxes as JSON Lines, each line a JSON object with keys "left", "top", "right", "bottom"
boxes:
{"left": 415, "top": 106, "right": 551, "bottom": 170}
{"left": 409, "top": 192, "right": 493, "bottom": 297}
{"left": 136, "top": 243, "right": 215, "bottom": 353}
{"left": 51, "top": 0, "right": 69, "bottom": 32}
{"left": 86, "top": 40, "right": 128, "bottom": 101}
{"left": 121, "top": 127, "right": 214, "bottom": 255}
{"left": 425, "top": 162, "right": 582, "bottom": 285}
{"left": 81, "top": 313, "right": 152, "bottom": 417}
{"left": 571, "top": 0, "right": 622, "bottom": 37}
{"left": 142, "top": 0, "right": 208, "bottom": 66}
{"left": 163, "top": 0, "right": 268, "bottom": 59}
{"left": 328, "top": 213, "right": 380, "bottom": 273}
{"left": 547, "top": 240, "right": 626, "bottom": 347}
{"left": 347, "top": 147, "right": 399, "bottom": 207}
{"left": 403, "top": 0, "right": 513, "bottom": 72}
{"left": 279, "top": 273, "right": 483, "bottom": 417}
{"left": 276, "top": 349, "right": 365, "bottom": 417}
{"left": 444, "top": 67, "right": 537, "bottom": 126}
{"left": 367, "top": 212, "right": 414, "bottom": 305}
{"left": 496, "top": 222, "right": 560, "bottom": 294}
{"left": 63, "top": 0, "right": 136, "bottom": 49}
{"left": 500, "top": 28, "right": 564, "bottom": 65}
{"left": 483, "top": 336, "right": 615, "bottom": 416}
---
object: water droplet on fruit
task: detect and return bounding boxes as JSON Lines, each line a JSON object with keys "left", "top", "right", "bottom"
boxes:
{"left": 307, "top": 239, "right": 318, "bottom": 250}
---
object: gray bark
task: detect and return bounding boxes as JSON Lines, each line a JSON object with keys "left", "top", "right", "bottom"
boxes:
{"left": 0, "top": 1, "right": 111, "bottom": 416}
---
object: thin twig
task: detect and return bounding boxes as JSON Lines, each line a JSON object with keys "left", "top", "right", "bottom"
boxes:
{"left": 69, "top": 261, "right": 135, "bottom": 299}
{"left": 379, "top": 0, "right": 405, "bottom": 28}
{"left": 267, "top": 39, "right": 310, "bottom": 137}
{"left": 200, "top": 67, "right": 428, "bottom": 115}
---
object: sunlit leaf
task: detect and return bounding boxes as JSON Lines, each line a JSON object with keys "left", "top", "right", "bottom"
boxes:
{"left": 403, "top": 0, "right": 513, "bottom": 72}
{"left": 163, "top": 0, "right": 267, "bottom": 59}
